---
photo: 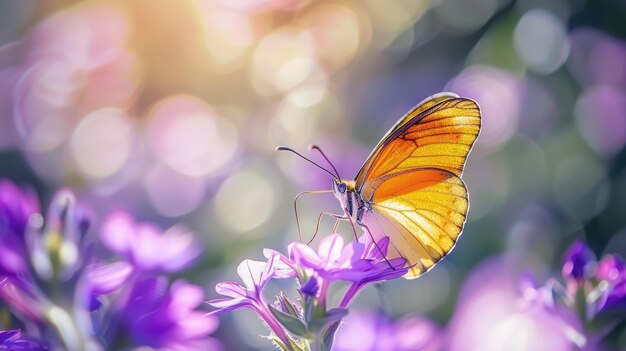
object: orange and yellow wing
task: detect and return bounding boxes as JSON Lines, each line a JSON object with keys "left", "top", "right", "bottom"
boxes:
{"left": 357, "top": 97, "right": 481, "bottom": 279}
{"left": 355, "top": 92, "right": 460, "bottom": 188}
{"left": 362, "top": 169, "right": 468, "bottom": 278}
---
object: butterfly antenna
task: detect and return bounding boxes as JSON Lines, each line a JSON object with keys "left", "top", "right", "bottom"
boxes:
{"left": 276, "top": 146, "right": 338, "bottom": 179}
{"left": 308, "top": 144, "right": 341, "bottom": 179}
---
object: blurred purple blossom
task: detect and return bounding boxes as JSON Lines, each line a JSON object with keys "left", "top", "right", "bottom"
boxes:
{"left": 596, "top": 254, "right": 626, "bottom": 311}
{"left": 100, "top": 210, "right": 201, "bottom": 273}
{"left": 447, "top": 256, "right": 579, "bottom": 351}
{"left": 0, "top": 329, "right": 48, "bottom": 350}
{"left": 121, "top": 277, "right": 221, "bottom": 351}
{"left": 86, "top": 261, "right": 133, "bottom": 295}
{"left": 562, "top": 239, "right": 595, "bottom": 284}
{"left": 0, "top": 180, "right": 39, "bottom": 276}
{"left": 0, "top": 179, "right": 220, "bottom": 350}
{"left": 333, "top": 312, "right": 442, "bottom": 351}
{"left": 514, "top": 241, "right": 626, "bottom": 349}
{"left": 518, "top": 271, "right": 557, "bottom": 310}
{"left": 597, "top": 255, "right": 625, "bottom": 283}
{"left": 0, "top": 278, "right": 41, "bottom": 322}
{"left": 0, "top": 180, "right": 45, "bottom": 322}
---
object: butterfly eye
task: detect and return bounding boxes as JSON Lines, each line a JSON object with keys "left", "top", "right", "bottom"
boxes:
{"left": 338, "top": 183, "right": 347, "bottom": 193}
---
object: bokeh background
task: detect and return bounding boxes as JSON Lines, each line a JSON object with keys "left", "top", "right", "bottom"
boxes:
{"left": 1, "top": 0, "right": 625, "bottom": 349}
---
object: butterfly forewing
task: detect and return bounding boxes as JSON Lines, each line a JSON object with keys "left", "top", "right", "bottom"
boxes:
{"left": 355, "top": 96, "right": 480, "bottom": 279}
{"left": 355, "top": 92, "right": 460, "bottom": 188}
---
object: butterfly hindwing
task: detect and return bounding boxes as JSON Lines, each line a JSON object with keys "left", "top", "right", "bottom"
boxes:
{"left": 362, "top": 169, "right": 468, "bottom": 278}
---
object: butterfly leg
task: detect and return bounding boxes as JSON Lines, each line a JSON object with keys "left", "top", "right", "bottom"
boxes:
{"left": 343, "top": 207, "right": 360, "bottom": 240}
{"left": 357, "top": 219, "right": 394, "bottom": 270}
{"left": 308, "top": 211, "right": 346, "bottom": 245}
{"left": 292, "top": 190, "right": 333, "bottom": 242}
{"left": 332, "top": 218, "right": 341, "bottom": 233}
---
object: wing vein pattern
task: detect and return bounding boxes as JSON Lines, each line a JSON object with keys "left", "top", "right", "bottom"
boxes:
{"left": 357, "top": 96, "right": 480, "bottom": 279}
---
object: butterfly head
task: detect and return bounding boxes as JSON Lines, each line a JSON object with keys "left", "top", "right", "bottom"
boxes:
{"left": 332, "top": 179, "right": 356, "bottom": 203}
{"left": 332, "top": 179, "right": 347, "bottom": 194}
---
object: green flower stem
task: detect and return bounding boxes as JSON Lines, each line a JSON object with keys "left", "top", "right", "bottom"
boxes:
{"left": 255, "top": 301, "right": 295, "bottom": 351}
{"left": 317, "top": 280, "right": 330, "bottom": 313}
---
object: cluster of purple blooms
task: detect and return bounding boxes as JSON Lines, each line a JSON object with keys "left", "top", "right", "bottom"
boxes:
{"left": 2, "top": 177, "right": 625, "bottom": 351}
{"left": 521, "top": 240, "right": 626, "bottom": 349}
{"left": 0, "top": 179, "right": 219, "bottom": 350}
{"left": 207, "top": 236, "right": 626, "bottom": 350}
{"left": 208, "top": 233, "right": 408, "bottom": 350}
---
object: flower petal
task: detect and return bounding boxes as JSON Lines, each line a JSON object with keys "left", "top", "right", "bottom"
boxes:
{"left": 289, "top": 242, "right": 323, "bottom": 269}
{"left": 562, "top": 240, "right": 595, "bottom": 282}
{"left": 100, "top": 211, "right": 135, "bottom": 255}
{"left": 597, "top": 254, "right": 625, "bottom": 283}
{"left": 363, "top": 236, "right": 390, "bottom": 261}
{"left": 206, "top": 298, "right": 252, "bottom": 314}
{"left": 215, "top": 281, "right": 247, "bottom": 298}
{"left": 236, "top": 259, "right": 267, "bottom": 290}
{"left": 263, "top": 248, "right": 296, "bottom": 279}
{"left": 87, "top": 261, "right": 134, "bottom": 294}
{"left": 318, "top": 234, "right": 344, "bottom": 262}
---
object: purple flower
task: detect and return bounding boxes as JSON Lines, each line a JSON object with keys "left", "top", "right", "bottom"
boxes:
{"left": 337, "top": 236, "right": 407, "bottom": 308}
{"left": 288, "top": 234, "right": 406, "bottom": 309}
{"left": 596, "top": 254, "right": 626, "bottom": 311}
{"left": 0, "top": 278, "right": 41, "bottom": 322}
{"left": 562, "top": 240, "right": 595, "bottom": 283}
{"left": 448, "top": 256, "right": 580, "bottom": 351}
{"left": 289, "top": 234, "right": 369, "bottom": 281}
{"left": 333, "top": 312, "right": 441, "bottom": 351}
{"left": 100, "top": 211, "right": 200, "bottom": 273}
{"left": 519, "top": 271, "right": 558, "bottom": 310}
{"left": 0, "top": 329, "right": 49, "bottom": 350}
{"left": 597, "top": 254, "right": 625, "bottom": 283}
{"left": 286, "top": 234, "right": 407, "bottom": 307}
{"left": 86, "top": 261, "right": 134, "bottom": 295}
{"left": 0, "top": 179, "right": 39, "bottom": 276}
{"left": 35, "top": 189, "right": 93, "bottom": 278}
{"left": 122, "top": 277, "right": 220, "bottom": 351}
{"left": 207, "top": 250, "right": 293, "bottom": 315}
{"left": 353, "top": 236, "right": 409, "bottom": 285}
{"left": 207, "top": 251, "right": 295, "bottom": 348}
{"left": 289, "top": 234, "right": 406, "bottom": 283}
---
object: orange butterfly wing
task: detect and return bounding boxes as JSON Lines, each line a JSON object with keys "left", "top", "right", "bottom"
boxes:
{"left": 355, "top": 92, "right": 460, "bottom": 188}
{"left": 357, "top": 97, "right": 481, "bottom": 279}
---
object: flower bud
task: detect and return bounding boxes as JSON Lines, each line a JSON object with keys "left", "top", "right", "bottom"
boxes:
{"left": 301, "top": 276, "right": 319, "bottom": 297}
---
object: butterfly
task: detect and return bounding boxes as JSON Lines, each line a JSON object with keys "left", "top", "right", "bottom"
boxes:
{"left": 279, "top": 92, "right": 481, "bottom": 279}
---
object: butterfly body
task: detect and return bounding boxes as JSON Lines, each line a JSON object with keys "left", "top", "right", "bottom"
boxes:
{"left": 332, "top": 179, "right": 365, "bottom": 223}
{"left": 331, "top": 93, "right": 481, "bottom": 279}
